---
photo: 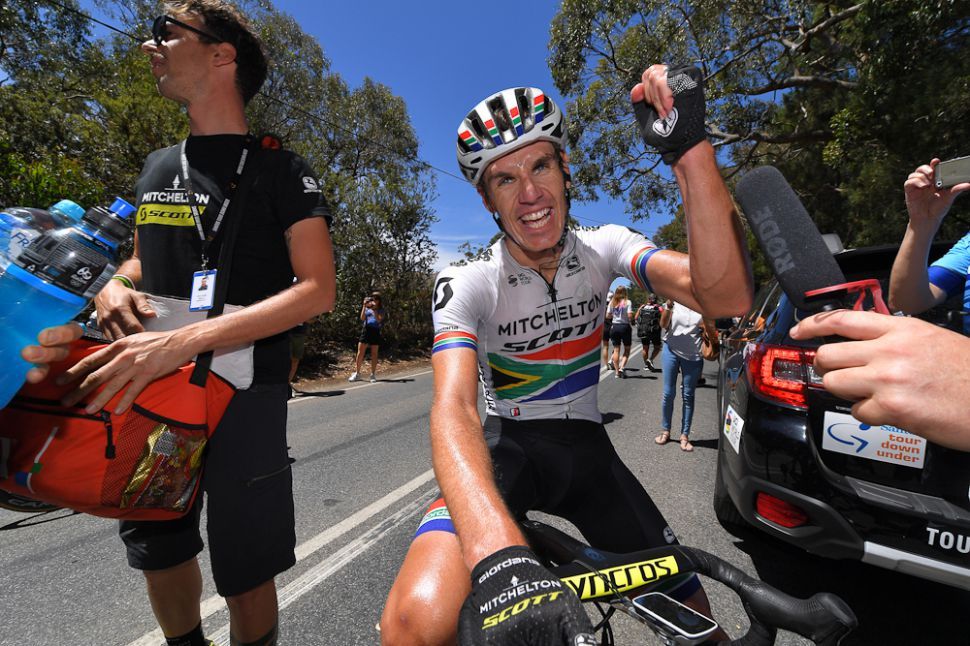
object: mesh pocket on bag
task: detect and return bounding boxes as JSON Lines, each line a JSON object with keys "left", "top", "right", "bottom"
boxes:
{"left": 101, "top": 405, "right": 208, "bottom": 512}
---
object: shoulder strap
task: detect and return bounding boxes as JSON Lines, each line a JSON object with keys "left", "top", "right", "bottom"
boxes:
{"left": 190, "top": 140, "right": 264, "bottom": 387}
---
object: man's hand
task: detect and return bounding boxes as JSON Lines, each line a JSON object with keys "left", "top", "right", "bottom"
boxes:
{"left": 904, "top": 159, "right": 970, "bottom": 230}
{"left": 20, "top": 323, "right": 84, "bottom": 383}
{"left": 457, "top": 546, "right": 595, "bottom": 646}
{"left": 94, "top": 279, "right": 156, "bottom": 340}
{"left": 790, "top": 310, "right": 970, "bottom": 451}
{"left": 58, "top": 329, "right": 198, "bottom": 415}
{"left": 630, "top": 64, "right": 706, "bottom": 165}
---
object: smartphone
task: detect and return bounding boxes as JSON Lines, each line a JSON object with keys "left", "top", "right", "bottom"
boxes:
{"left": 632, "top": 592, "right": 718, "bottom": 644}
{"left": 935, "top": 155, "right": 970, "bottom": 189}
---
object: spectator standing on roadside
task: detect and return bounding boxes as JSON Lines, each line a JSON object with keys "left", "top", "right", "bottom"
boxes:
{"left": 635, "top": 293, "right": 664, "bottom": 371}
{"left": 608, "top": 285, "right": 634, "bottom": 378}
{"left": 655, "top": 301, "right": 717, "bottom": 452}
{"left": 349, "top": 292, "right": 385, "bottom": 383}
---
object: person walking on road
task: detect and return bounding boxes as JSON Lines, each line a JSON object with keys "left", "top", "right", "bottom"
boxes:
{"left": 608, "top": 285, "right": 634, "bottom": 378}
{"left": 602, "top": 289, "right": 614, "bottom": 369}
{"left": 349, "top": 292, "right": 385, "bottom": 383}
{"left": 655, "top": 301, "right": 718, "bottom": 452}
{"left": 635, "top": 293, "right": 664, "bottom": 371}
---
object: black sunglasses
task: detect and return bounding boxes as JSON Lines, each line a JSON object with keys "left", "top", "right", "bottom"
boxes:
{"left": 152, "top": 15, "right": 223, "bottom": 46}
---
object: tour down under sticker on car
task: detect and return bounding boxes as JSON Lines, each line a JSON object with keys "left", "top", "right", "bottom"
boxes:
{"left": 822, "top": 410, "right": 926, "bottom": 468}
{"left": 723, "top": 405, "right": 744, "bottom": 454}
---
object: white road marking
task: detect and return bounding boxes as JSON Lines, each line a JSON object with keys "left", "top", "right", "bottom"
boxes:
{"left": 208, "top": 488, "right": 438, "bottom": 645}
{"left": 126, "top": 469, "right": 436, "bottom": 646}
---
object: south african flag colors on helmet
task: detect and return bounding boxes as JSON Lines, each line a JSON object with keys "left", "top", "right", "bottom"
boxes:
{"left": 456, "top": 86, "right": 566, "bottom": 185}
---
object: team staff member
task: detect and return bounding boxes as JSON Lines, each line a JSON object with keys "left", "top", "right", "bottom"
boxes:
{"left": 380, "top": 65, "right": 751, "bottom": 645}
{"left": 45, "top": 3, "right": 336, "bottom": 645}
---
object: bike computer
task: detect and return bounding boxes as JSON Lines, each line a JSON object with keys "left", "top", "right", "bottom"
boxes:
{"left": 632, "top": 592, "right": 718, "bottom": 645}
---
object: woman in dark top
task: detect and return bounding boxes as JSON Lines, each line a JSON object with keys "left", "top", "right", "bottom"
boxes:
{"left": 349, "top": 293, "right": 385, "bottom": 383}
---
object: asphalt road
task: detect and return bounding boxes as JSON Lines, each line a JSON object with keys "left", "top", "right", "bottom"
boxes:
{"left": 2, "top": 348, "right": 968, "bottom": 645}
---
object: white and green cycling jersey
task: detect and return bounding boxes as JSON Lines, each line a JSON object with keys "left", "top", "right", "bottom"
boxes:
{"left": 431, "top": 225, "right": 660, "bottom": 422}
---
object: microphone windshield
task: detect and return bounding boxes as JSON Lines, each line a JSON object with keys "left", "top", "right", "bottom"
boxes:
{"left": 736, "top": 166, "right": 846, "bottom": 311}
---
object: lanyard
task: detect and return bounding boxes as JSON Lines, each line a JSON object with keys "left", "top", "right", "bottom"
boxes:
{"left": 179, "top": 134, "right": 254, "bottom": 270}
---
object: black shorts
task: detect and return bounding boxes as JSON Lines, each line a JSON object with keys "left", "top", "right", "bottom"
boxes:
{"left": 119, "top": 384, "right": 296, "bottom": 597}
{"left": 359, "top": 325, "right": 381, "bottom": 345}
{"left": 602, "top": 321, "right": 612, "bottom": 341}
{"left": 484, "top": 416, "right": 675, "bottom": 555}
{"left": 609, "top": 323, "right": 632, "bottom": 347}
{"left": 640, "top": 330, "right": 662, "bottom": 346}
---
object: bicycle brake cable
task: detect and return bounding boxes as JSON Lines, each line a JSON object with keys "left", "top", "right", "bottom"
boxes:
{"left": 573, "top": 557, "right": 645, "bottom": 643}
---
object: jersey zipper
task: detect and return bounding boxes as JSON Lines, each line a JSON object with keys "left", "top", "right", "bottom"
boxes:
{"left": 526, "top": 266, "right": 572, "bottom": 419}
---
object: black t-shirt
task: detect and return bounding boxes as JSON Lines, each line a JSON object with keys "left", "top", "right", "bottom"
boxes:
{"left": 133, "top": 134, "right": 332, "bottom": 383}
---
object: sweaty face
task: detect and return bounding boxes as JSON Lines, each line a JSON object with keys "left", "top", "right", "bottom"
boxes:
{"left": 480, "top": 141, "right": 569, "bottom": 258}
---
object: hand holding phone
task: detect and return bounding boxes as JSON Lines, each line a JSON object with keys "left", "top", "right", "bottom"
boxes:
{"left": 935, "top": 155, "right": 970, "bottom": 189}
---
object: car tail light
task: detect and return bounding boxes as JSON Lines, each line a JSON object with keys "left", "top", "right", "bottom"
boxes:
{"left": 756, "top": 492, "right": 809, "bottom": 528}
{"left": 755, "top": 491, "right": 808, "bottom": 527}
{"left": 746, "top": 343, "right": 822, "bottom": 409}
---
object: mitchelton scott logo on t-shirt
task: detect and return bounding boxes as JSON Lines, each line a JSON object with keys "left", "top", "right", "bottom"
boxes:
{"left": 136, "top": 174, "right": 209, "bottom": 227}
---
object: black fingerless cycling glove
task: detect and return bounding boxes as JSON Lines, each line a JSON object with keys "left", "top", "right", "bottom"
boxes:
{"left": 633, "top": 65, "right": 707, "bottom": 165}
{"left": 457, "top": 546, "right": 596, "bottom": 646}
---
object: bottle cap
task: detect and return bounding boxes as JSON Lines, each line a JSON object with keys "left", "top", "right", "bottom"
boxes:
{"left": 49, "top": 200, "right": 85, "bottom": 222}
{"left": 109, "top": 197, "right": 136, "bottom": 220}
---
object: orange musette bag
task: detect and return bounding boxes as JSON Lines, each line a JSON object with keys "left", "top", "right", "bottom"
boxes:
{"left": 0, "top": 338, "right": 234, "bottom": 520}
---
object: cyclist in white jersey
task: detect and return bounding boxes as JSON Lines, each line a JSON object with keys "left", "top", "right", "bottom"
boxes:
{"left": 380, "top": 65, "right": 752, "bottom": 646}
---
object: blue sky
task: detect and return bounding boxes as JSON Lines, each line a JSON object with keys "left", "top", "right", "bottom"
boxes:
{"left": 271, "top": 0, "right": 661, "bottom": 275}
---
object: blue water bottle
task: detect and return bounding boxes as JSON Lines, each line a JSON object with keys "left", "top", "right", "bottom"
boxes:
{"left": 0, "top": 201, "right": 85, "bottom": 272}
{"left": 0, "top": 197, "right": 134, "bottom": 408}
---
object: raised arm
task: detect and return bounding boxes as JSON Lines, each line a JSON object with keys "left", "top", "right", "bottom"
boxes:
{"left": 630, "top": 65, "right": 753, "bottom": 318}
{"left": 890, "top": 159, "right": 970, "bottom": 313}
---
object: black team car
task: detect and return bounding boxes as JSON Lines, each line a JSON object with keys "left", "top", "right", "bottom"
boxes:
{"left": 714, "top": 241, "right": 970, "bottom": 591}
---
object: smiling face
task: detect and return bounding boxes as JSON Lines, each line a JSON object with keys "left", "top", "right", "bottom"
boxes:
{"left": 479, "top": 141, "right": 570, "bottom": 266}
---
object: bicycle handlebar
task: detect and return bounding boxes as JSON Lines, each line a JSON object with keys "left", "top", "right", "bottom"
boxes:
{"left": 521, "top": 519, "right": 857, "bottom": 646}
{"left": 678, "top": 546, "right": 856, "bottom": 646}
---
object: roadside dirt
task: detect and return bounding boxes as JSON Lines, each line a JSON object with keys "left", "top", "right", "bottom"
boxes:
{"left": 291, "top": 348, "right": 431, "bottom": 393}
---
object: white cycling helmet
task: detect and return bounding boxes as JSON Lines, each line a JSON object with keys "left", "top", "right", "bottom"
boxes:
{"left": 456, "top": 87, "right": 567, "bottom": 185}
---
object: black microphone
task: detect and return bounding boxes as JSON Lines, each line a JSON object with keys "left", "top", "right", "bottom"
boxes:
{"left": 735, "top": 166, "right": 846, "bottom": 311}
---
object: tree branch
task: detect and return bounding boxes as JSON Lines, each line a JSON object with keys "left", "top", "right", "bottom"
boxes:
{"left": 793, "top": 4, "right": 865, "bottom": 54}
{"left": 708, "top": 125, "right": 830, "bottom": 146}
{"left": 745, "top": 74, "right": 857, "bottom": 93}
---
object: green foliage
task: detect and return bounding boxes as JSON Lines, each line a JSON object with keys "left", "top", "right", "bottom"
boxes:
{"left": 1, "top": 0, "right": 438, "bottom": 364}
{"left": 549, "top": 0, "right": 970, "bottom": 255}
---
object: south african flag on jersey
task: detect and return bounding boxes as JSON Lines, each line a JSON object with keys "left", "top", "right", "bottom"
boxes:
{"left": 487, "top": 326, "right": 601, "bottom": 402}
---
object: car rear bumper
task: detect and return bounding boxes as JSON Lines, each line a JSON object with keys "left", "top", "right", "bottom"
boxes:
{"left": 727, "top": 472, "right": 970, "bottom": 591}
{"left": 863, "top": 542, "right": 970, "bottom": 591}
